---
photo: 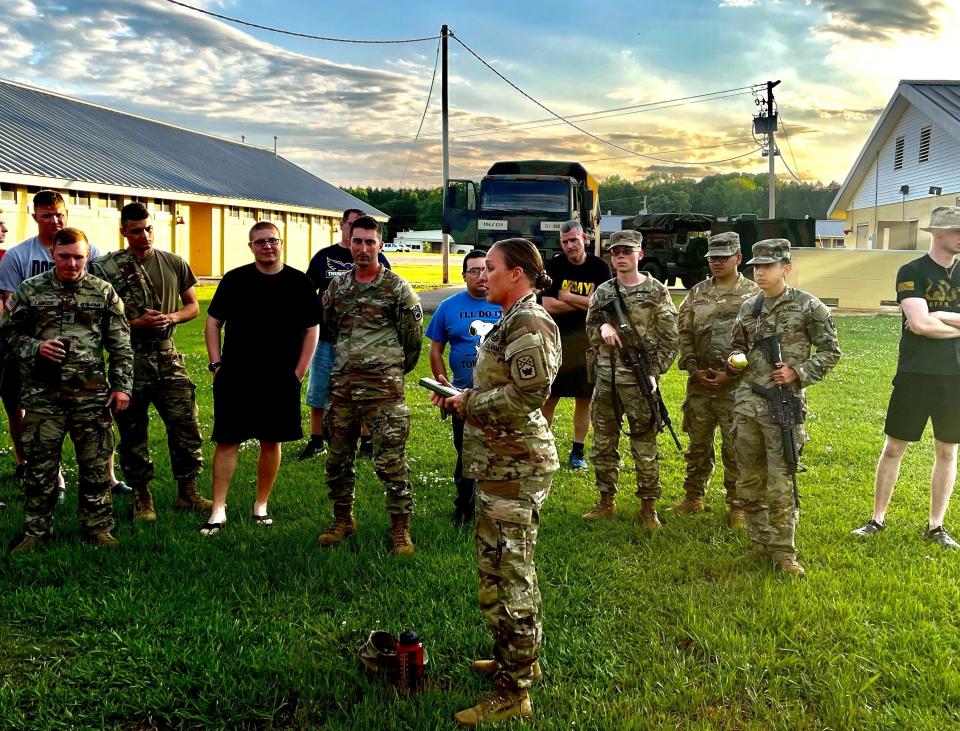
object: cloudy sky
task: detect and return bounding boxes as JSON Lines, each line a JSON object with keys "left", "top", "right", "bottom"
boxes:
{"left": 1, "top": 0, "right": 955, "bottom": 190}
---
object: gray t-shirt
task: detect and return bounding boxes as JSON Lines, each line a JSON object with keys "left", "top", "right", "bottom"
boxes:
{"left": 0, "top": 236, "right": 102, "bottom": 294}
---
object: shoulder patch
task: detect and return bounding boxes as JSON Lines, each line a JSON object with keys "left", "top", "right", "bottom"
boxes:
{"left": 411, "top": 303, "right": 423, "bottom": 321}
{"left": 897, "top": 281, "right": 915, "bottom": 293}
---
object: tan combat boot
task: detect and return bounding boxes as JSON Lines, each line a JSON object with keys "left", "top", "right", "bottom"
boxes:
{"left": 175, "top": 478, "right": 213, "bottom": 512}
{"left": 581, "top": 492, "right": 616, "bottom": 520}
{"left": 132, "top": 484, "right": 157, "bottom": 522}
{"left": 671, "top": 494, "right": 704, "bottom": 514}
{"left": 318, "top": 504, "right": 357, "bottom": 546}
{"left": 390, "top": 513, "right": 415, "bottom": 556}
{"left": 470, "top": 659, "right": 542, "bottom": 683}
{"left": 85, "top": 531, "right": 119, "bottom": 548}
{"left": 776, "top": 557, "right": 806, "bottom": 577}
{"left": 9, "top": 533, "right": 42, "bottom": 554}
{"left": 727, "top": 507, "right": 747, "bottom": 529}
{"left": 639, "top": 499, "right": 663, "bottom": 530}
{"left": 454, "top": 687, "right": 532, "bottom": 727}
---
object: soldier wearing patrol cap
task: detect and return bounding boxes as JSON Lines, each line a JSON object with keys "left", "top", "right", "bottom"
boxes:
{"left": 853, "top": 206, "right": 960, "bottom": 548}
{"left": 583, "top": 229, "right": 679, "bottom": 529}
{"left": 673, "top": 232, "right": 759, "bottom": 524}
{"left": 726, "top": 238, "right": 841, "bottom": 576}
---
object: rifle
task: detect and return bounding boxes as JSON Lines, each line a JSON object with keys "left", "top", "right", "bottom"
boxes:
{"left": 601, "top": 288, "right": 682, "bottom": 451}
{"left": 749, "top": 335, "right": 803, "bottom": 507}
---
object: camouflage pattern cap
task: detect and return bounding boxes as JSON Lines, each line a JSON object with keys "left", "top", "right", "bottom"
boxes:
{"left": 606, "top": 230, "right": 643, "bottom": 251}
{"left": 705, "top": 231, "right": 741, "bottom": 258}
{"left": 921, "top": 206, "right": 960, "bottom": 232}
{"left": 745, "top": 238, "right": 791, "bottom": 265}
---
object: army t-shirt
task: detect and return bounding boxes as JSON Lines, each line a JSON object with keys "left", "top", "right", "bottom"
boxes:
{"left": 895, "top": 254, "right": 960, "bottom": 375}
{"left": 542, "top": 253, "right": 611, "bottom": 335}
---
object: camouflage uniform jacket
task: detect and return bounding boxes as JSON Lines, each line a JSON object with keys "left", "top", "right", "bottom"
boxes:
{"left": 323, "top": 265, "right": 423, "bottom": 401}
{"left": 0, "top": 270, "right": 133, "bottom": 408}
{"left": 89, "top": 250, "right": 161, "bottom": 323}
{"left": 462, "top": 293, "right": 561, "bottom": 481}
{"left": 730, "top": 286, "right": 841, "bottom": 417}
{"left": 678, "top": 274, "right": 760, "bottom": 396}
{"left": 586, "top": 276, "right": 679, "bottom": 383}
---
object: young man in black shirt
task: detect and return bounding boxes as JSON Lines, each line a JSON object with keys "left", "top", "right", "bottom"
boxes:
{"left": 853, "top": 207, "right": 960, "bottom": 548}
{"left": 541, "top": 220, "right": 611, "bottom": 469}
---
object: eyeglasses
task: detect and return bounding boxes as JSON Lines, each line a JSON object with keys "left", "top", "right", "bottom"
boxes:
{"left": 127, "top": 226, "right": 153, "bottom": 235}
{"left": 464, "top": 267, "right": 484, "bottom": 276}
{"left": 251, "top": 237, "right": 282, "bottom": 247}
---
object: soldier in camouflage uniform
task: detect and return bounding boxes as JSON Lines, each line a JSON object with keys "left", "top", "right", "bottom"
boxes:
{"left": 727, "top": 239, "right": 841, "bottom": 576}
{"left": 90, "top": 202, "right": 210, "bottom": 522}
{"left": 2, "top": 228, "right": 133, "bottom": 551}
{"left": 318, "top": 216, "right": 423, "bottom": 555}
{"left": 583, "top": 230, "right": 679, "bottom": 529}
{"left": 431, "top": 238, "right": 559, "bottom": 727}
{"left": 674, "top": 232, "right": 759, "bottom": 525}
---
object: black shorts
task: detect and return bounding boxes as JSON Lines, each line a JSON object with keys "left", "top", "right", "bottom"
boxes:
{"left": 211, "top": 365, "right": 303, "bottom": 444}
{"left": 550, "top": 334, "right": 592, "bottom": 399}
{"left": 884, "top": 372, "right": 960, "bottom": 443}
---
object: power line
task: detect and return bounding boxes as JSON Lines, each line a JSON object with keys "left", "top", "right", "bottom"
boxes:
{"left": 775, "top": 104, "right": 820, "bottom": 218}
{"left": 165, "top": 0, "right": 438, "bottom": 43}
{"left": 398, "top": 39, "right": 441, "bottom": 188}
{"left": 451, "top": 32, "right": 762, "bottom": 166}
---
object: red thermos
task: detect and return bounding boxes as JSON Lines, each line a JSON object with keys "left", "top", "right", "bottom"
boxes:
{"left": 396, "top": 630, "right": 425, "bottom": 692}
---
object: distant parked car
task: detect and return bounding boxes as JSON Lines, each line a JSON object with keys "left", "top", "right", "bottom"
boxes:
{"left": 384, "top": 242, "right": 412, "bottom": 252}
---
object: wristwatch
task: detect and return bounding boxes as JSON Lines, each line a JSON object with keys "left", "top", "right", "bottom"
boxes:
{"left": 208, "top": 361, "right": 221, "bottom": 372}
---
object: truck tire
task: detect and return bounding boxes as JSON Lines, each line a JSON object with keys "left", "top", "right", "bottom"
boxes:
{"left": 640, "top": 261, "right": 665, "bottom": 282}
{"left": 680, "top": 271, "right": 706, "bottom": 289}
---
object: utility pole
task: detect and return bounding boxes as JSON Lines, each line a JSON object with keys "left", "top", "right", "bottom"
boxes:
{"left": 766, "top": 80, "right": 780, "bottom": 218}
{"left": 273, "top": 135, "right": 278, "bottom": 157}
{"left": 440, "top": 24, "right": 450, "bottom": 284}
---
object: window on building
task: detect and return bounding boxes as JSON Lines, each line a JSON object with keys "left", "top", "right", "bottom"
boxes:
{"left": 0, "top": 184, "right": 15, "bottom": 203}
{"left": 100, "top": 194, "right": 120, "bottom": 209}
{"left": 893, "top": 136, "right": 904, "bottom": 170}
{"left": 919, "top": 126, "right": 931, "bottom": 164}
{"left": 154, "top": 199, "right": 172, "bottom": 214}
{"left": 71, "top": 192, "right": 91, "bottom": 207}
{"left": 227, "top": 206, "right": 240, "bottom": 219}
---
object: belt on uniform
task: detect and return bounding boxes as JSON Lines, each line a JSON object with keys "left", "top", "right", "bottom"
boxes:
{"left": 132, "top": 338, "right": 175, "bottom": 352}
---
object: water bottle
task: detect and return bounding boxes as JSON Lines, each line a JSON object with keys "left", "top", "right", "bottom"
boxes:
{"left": 396, "top": 630, "right": 425, "bottom": 692}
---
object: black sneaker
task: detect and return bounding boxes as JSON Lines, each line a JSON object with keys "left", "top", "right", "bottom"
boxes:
{"left": 298, "top": 438, "right": 326, "bottom": 461}
{"left": 851, "top": 518, "right": 885, "bottom": 537}
{"left": 111, "top": 480, "right": 133, "bottom": 495}
{"left": 924, "top": 525, "right": 960, "bottom": 550}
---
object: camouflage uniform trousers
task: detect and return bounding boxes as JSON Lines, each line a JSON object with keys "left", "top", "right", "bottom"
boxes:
{"left": 681, "top": 390, "right": 739, "bottom": 503}
{"left": 21, "top": 399, "right": 115, "bottom": 538}
{"left": 114, "top": 350, "right": 203, "bottom": 486}
{"left": 733, "top": 413, "right": 805, "bottom": 561}
{"left": 589, "top": 378, "right": 661, "bottom": 499}
{"left": 475, "top": 474, "right": 551, "bottom": 690}
{"left": 324, "top": 396, "right": 413, "bottom": 514}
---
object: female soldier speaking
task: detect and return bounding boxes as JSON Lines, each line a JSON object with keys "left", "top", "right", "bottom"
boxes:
{"left": 432, "top": 238, "right": 560, "bottom": 726}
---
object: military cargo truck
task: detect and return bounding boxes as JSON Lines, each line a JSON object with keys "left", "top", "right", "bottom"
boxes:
{"left": 443, "top": 160, "right": 601, "bottom": 259}
{"left": 620, "top": 213, "right": 817, "bottom": 287}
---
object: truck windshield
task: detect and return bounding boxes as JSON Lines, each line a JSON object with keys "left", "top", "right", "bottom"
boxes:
{"left": 480, "top": 179, "right": 571, "bottom": 215}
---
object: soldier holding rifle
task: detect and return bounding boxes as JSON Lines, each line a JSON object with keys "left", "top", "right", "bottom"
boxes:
{"left": 583, "top": 230, "right": 679, "bottom": 529}
{"left": 726, "top": 239, "right": 841, "bottom": 576}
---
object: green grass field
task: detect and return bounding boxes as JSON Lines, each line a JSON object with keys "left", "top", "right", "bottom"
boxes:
{"left": 2, "top": 292, "right": 958, "bottom": 730}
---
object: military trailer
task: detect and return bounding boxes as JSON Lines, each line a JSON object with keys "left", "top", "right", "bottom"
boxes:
{"left": 443, "top": 160, "right": 601, "bottom": 259}
{"left": 620, "top": 213, "right": 817, "bottom": 287}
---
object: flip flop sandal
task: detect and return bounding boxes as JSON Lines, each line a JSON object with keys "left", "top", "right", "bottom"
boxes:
{"left": 253, "top": 514, "right": 274, "bottom": 527}
{"left": 199, "top": 521, "right": 226, "bottom": 536}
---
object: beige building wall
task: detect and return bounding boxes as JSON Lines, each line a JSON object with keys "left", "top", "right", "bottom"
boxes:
{"left": 787, "top": 248, "right": 920, "bottom": 310}
{"left": 842, "top": 192, "right": 958, "bottom": 249}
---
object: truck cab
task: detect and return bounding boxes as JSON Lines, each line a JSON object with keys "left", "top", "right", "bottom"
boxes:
{"left": 444, "top": 160, "right": 600, "bottom": 259}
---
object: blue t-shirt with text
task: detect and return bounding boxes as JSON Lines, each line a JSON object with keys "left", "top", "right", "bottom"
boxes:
{"left": 425, "top": 290, "right": 502, "bottom": 388}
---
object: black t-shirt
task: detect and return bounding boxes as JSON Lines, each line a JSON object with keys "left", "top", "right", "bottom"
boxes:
{"left": 542, "top": 252, "right": 611, "bottom": 336}
{"left": 895, "top": 254, "right": 960, "bottom": 375}
{"left": 208, "top": 263, "right": 321, "bottom": 376}
{"left": 306, "top": 244, "right": 391, "bottom": 341}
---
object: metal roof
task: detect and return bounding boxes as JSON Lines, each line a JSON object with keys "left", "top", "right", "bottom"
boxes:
{"left": 0, "top": 78, "right": 384, "bottom": 217}
{"left": 816, "top": 219, "right": 845, "bottom": 238}
{"left": 827, "top": 80, "right": 960, "bottom": 217}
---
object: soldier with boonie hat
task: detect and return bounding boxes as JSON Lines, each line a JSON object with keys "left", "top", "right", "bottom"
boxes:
{"left": 704, "top": 231, "right": 741, "bottom": 258}
{"left": 745, "top": 238, "right": 791, "bottom": 266}
{"left": 606, "top": 229, "right": 643, "bottom": 250}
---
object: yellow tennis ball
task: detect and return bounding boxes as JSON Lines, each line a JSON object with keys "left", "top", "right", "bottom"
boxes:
{"left": 730, "top": 353, "right": 748, "bottom": 369}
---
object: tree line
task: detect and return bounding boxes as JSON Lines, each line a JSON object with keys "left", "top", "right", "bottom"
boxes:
{"left": 343, "top": 173, "right": 840, "bottom": 239}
